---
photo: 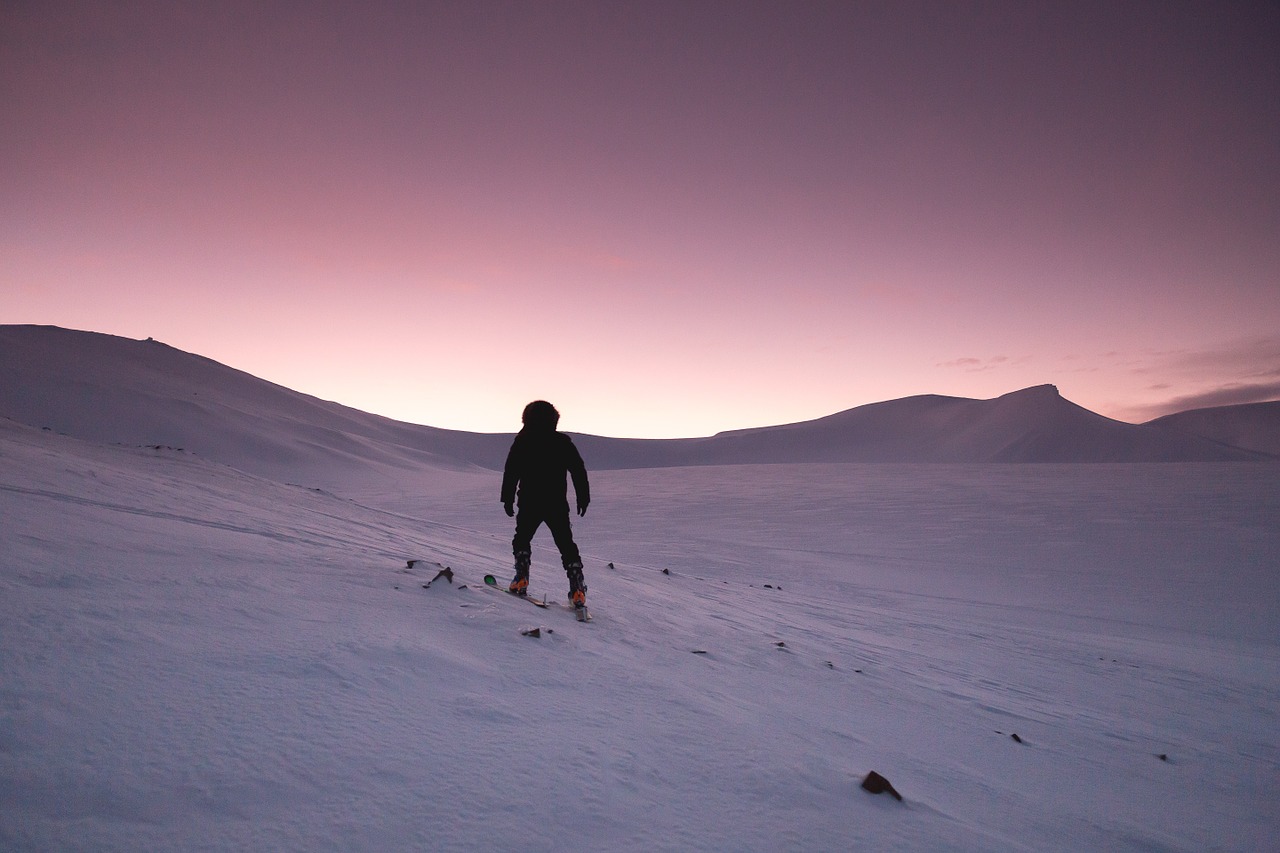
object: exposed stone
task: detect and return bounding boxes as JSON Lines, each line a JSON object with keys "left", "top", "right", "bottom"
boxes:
{"left": 861, "top": 771, "right": 903, "bottom": 801}
{"left": 425, "top": 566, "right": 454, "bottom": 587}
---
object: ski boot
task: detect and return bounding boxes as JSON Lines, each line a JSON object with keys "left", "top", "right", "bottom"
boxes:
{"left": 509, "top": 550, "right": 531, "bottom": 596}
{"left": 565, "top": 561, "right": 587, "bottom": 610}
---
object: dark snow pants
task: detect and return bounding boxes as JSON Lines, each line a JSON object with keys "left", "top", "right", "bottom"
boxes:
{"left": 512, "top": 502, "right": 581, "bottom": 569}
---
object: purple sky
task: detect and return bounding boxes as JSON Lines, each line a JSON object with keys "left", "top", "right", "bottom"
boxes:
{"left": 4, "top": 1, "right": 1278, "bottom": 437}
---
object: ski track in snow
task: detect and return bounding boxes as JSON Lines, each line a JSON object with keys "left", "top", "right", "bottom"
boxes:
{"left": 2, "top": 420, "right": 1278, "bottom": 851}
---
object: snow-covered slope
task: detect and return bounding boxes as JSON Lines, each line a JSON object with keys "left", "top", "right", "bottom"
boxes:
{"left": 1, "top": 326, "right": 1266, "bottom": 472}
{"left": 3, "top": 326, "right": 1278, "bottom": 850}
{"left": 2, "top": 416, "right": 1277, "bottom": 852}
{"left": 0, "top": 324, "right": 511, "bottom": 485}
{"left": 1147, "top": 400, "right": 1280, "bottom": 458}
{"left": 680, "top": 384, "right": 1264, "bottom": 463}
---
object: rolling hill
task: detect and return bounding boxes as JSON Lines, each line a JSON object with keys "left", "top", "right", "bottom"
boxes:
{"left": 0, "top": 326, "right": 1271, "bottom": 484}
{"left": 1147, "top": 401, "right": 1280, "bottom": 458}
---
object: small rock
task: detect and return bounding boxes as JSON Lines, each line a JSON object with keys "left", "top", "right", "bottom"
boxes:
{"left": 692, "top": 650, "right": 708, "bottom": 655}
{"left": 424, "top": 567, "right": 454, "bottom": 587}
{"left": 1011, "top": 733, "right": 1023, "bottom": 744}
{"left": 860, "top": 771, "right": 903, "bottom": 802}
{"left": 1158, "top": 753, "right": 1168, "bottom": 762}
{"left": 608, "top": 562, "right": 615, "bottom": 570}
{"left": 521, "top": 628, "right": 541, "bottom": 638}
{"left": 662, "top": 568, "right": 670, "bottom": 575}
{"left": 775, "top": 641, "right": 786, "bottom": 648}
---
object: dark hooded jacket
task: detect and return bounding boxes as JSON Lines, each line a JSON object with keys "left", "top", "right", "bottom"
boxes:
{"left": 500, "top": 426, "right": 590, "bottom": 510}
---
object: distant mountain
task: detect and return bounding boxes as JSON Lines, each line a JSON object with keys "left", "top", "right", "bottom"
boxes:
{"left": 1146, "top": 401, "right": 1280, "bottom": 457}
{"left": 0, "top": 326, "right": 1270, "bottom": 484}
{"left": 626, "top": 384, "right": 1266, "bottom": 465}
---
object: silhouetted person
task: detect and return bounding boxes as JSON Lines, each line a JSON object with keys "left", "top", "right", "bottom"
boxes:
{"left": 501, "top": 400, "right": 590, "bottom": 609}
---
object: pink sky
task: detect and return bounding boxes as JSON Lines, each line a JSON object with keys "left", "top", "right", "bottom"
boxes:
{"left": 4, "top": 1, "right": 1278, "bottom": 437}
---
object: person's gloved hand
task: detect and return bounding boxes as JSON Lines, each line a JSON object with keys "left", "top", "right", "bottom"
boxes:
{"left": 504, "top": 501, "right": 515, "bottom": 517}
{"left": 577, "top": 500, "right": 589, "bottom": 518}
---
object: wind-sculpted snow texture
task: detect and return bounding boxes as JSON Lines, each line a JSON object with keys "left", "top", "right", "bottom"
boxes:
{"left": 3, "top": 415, "right": 1279, "bottom": 851}
{"left": 2, "top": 324, "right": 1279, "bottom": 850}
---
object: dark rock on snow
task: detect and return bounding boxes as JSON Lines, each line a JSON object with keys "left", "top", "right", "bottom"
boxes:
{"left": 861, "top": 771, "right": 903, "bottom": 802}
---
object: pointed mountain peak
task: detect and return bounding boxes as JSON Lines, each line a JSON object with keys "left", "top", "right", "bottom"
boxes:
{"left": 998, "top": 384, "right": 1061, "bottom": 400}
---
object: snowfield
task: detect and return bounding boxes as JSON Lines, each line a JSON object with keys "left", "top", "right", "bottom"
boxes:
{"left": 2, "top": 414, "right": 1277, "bottom": 852}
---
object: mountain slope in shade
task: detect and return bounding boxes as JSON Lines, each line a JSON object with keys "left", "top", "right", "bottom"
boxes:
{"left": 683, "top": 384, "right": 1266, "bottom": 464}
{"left": 1146, "top": 401, "right": 1280, "bottom": 458}
{"left": 0, "top": 325, "right": 512, "bottom": 484}
{"left": 0, "top": 325, "right": 1268, "bottom": 478}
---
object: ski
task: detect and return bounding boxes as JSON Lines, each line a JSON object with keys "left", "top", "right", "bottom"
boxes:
{"left": 482, "top": 574, "right": 548, "bottom": 607}
{"left": 549, "top": 600, "right": 592, "bottom": 622}
{"left": 483, "top": 575, "right": 590, "bottom": 620}
{"left": 554, "top": 598, "right": 593, "bottom": 622}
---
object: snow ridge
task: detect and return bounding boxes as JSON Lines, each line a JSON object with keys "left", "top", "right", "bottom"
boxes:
{"left": 1147, "top": 400, "right": 1280, "bottom": 457}
{"left": 1, "top": 326, "right": 1271, "bottom": 475}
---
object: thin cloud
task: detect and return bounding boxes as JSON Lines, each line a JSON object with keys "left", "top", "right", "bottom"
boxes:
{"left": 551, "top": 245, "right": 640, "bottom": 273}
{"left": 1108, "top": 335, "right": 1280, "bottom": 420}
{"left": 1158, "top": 335, "right": 1280, "bottom": 377}
{"left": 1141, "top": 381, "right": 1280, "bottom": 419}
{"left": 937, "top": 355, "right": 1020, "bottom": 373}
